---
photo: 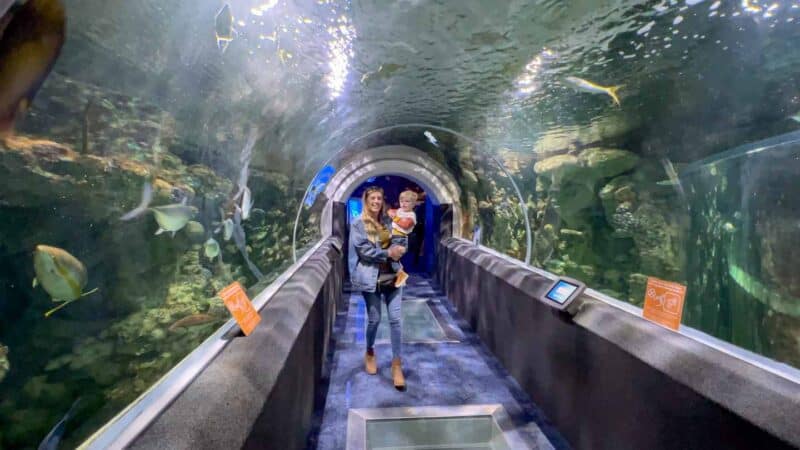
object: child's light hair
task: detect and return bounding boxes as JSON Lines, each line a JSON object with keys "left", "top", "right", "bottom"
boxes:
{"left": 399, "top": 190, "right": 419, "bottom": 203}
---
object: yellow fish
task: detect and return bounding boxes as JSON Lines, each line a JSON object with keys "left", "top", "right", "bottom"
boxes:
{"left": 0, "top": 0, "right": 66, "bottom": 138}
{"left": 32, "top": 245, "right": 98, "bottom": 317}
{"left": 565, "top": 76, "right": 623, "bottom": 107}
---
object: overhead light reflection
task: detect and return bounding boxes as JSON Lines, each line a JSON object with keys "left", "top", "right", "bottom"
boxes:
{"left": 326, "top": 13, "right": 355, "bottom": 99}
{"left": 513, "top": 48, "right": 556, "bottom": 96}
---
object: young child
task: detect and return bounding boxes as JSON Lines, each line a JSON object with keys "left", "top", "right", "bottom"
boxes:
{"left": 387, "top": 190, "right": 418, "bottom": 287}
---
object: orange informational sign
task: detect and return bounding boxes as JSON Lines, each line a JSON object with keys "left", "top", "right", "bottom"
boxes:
{"left": 218, "top": 282, "right": 261, "bottom": 336}
{"left": 642, "top": 277, "right": 687, "bottom": 331}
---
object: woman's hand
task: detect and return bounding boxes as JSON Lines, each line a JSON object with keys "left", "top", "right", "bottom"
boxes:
{"left": 388, "top": 245, "right": 406, "bottom": 261}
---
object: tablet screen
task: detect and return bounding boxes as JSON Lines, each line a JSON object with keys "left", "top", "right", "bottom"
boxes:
{"left": 545, "top": 280, "right": 579, "bottom": 304}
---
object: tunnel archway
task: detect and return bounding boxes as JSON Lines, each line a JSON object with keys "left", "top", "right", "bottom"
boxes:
{"left": 319, "top": 145, "right": 464, "bottom": 241}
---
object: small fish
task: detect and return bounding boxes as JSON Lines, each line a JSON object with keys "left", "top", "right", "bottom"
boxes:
{"left": 0, "top": 0, "right": 66, "bottom": 137}
{"left": 222, "top": 218, "right": 234, "bottom": 241}
{"left": 387, "top": 41, "right": 418, "bottom": 54}
{"left": 232, "top": 206, "right": 264, "bottom": 280}
{"left": 169, "top": 313, "right": 217, "bottom": 332}
{"left": 33, "top": 245, "right": 99, "bottom": 317}
{"left": 722, "top": 222, "right": 736, "bottom": 233}
{"left": 659, "top": 157, "right": 686, "bottom": 200}
{"left": 38, "top": 397, "right": 81, "bottom": 450}
{"left": 214, "top": 4, "right": 234, "bottom": 53}
{"left": 204, "top": 237, "right": 220, "bottom": 259}
{"left": 424, "top": 130, "right": 439, "bottom": 147}
{"left": 789, "top": 113, "right": 800, "bottom": 123}
{"left": 0, "top": 344, "right": 8, "bottom": 383}
{"left": 565, "top": 76, "right": 623, "bottom": 106}
{"left": 120, "top": 180, "right": 153, "bottom": 221}
{"left": 150, "top": 204, "right": 198, "bottom": 237}
{"left": 360, "top": 63, "right": 405, "bottom": 84}
{"left": 241, "top": 186, "right": 253, "bottom": 220}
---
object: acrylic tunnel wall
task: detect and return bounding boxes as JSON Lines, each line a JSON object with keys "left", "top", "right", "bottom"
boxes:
{"left": 2, "top": 0, "right": 800, "bottom": 448}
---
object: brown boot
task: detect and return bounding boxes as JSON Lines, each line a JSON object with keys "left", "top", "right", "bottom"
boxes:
{"left": 391, "top": 357, "right": 406, "bottom": 390}
{"left": 364, "top": 349, "right": 377, "bottom": 375}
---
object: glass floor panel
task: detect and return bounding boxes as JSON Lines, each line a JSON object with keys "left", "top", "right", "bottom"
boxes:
{"left": 373, "top": 299, "right": 451, "bottom": 343}
{"left": 347, "top": 405, "right": 527, "bottom": 450}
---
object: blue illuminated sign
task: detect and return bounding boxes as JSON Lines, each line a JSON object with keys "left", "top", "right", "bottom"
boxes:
{"left": 545, "top": 280, "right": 579, "bottom": 304}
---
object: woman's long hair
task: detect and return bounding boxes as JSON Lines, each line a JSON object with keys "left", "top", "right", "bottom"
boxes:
{"left": 361, "top": 186, "right": 385, "bottom": 243}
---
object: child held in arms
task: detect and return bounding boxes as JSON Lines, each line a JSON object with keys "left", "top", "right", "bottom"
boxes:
{"left": 387, "top": 190, "right": 418, "bottom": 287}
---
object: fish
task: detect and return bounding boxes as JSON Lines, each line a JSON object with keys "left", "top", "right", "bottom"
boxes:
{"left": 789, "top": 113, "right": 800, "bottom": 123}
{"left": 0, "top": 0, "right": 66, "bottom": 138}
{"left": 222, "top": 218, "right": 234, "bottom": 241}
{"left": 204, "top": 237, "right": 220, "bottom": 259}
{"left": 33, "top": 245, "right": 99, "bottom": 317}
{"left": 38, "top": 397, "right": 81, "bottom": 450}
{"left": 424, "top": 130, "right": 439, "bottom": 147}
{"left": 232, "top": 206, "right": 264, "bottom": 280}
{"left": 658, "top": 157, "right": 687, "bottom": 200}
{"left": 120, "top": 180, "right": 153, "bottom": 221}
{"left": 241, "top": 186, "right": 253, "bottom": 220}
{"left": 0, "top": 344, "right": 8, "bottom": 383}
{"left": 150, "top": 204, "right": 198, "bottom": 237}
{"left": 360, "top": 63, "right": 405, "bottom": 84}
{"left": 214, "top": 4, "right": 234, "bottom": 53}
{"left": 169, "top": 313, "right": 217, "bottom": 332}
{"left": 565, "top": 76, "right": 623, "bottom": 107}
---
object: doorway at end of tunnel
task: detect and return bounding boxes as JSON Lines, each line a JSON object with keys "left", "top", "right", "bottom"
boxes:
{"left": 347, "top": 175, "right": 435, "bottom": 274}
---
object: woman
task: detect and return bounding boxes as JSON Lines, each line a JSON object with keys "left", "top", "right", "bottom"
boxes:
{"left": 348, "top": 186, "right": 407, "bottom": 390}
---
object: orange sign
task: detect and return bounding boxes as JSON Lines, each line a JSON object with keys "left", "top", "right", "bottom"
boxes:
{"left": 218, "top": 282, "right": 261, "bottom": 336}
{"left": 642, "top": 277, "right": 687, "bottom": 331}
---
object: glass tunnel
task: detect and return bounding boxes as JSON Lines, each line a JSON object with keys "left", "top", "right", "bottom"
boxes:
{"left": 0, "top": 0, "right": 799, "bottom": 449}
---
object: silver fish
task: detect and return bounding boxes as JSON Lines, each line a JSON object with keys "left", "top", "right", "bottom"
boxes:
{"left": 120, "top": 180, "right": 153, "bottom": 221}
{"left": 232, "top": 206, "right": 264, "bottom": 280}
{"left": 204, "top": 237, "right": 220, "bottom": 259}
{"left": 790, "top": 113, "right": 800, "bottom": 123}
{"left": 223, "top": 218, "right": 234, "bottom": 241}
{"left": 241, "top": 186, "right": 253, "bottom": 220}
{"left": 565, "top": 76, "right": 623, "bottom": 106}
{"left": 150, "top": 204, "right": 198, "bottom": 237}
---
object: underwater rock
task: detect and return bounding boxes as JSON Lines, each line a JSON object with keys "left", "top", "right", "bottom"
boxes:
{"left": 183, "top": 221, "right": 205, "bottom": 243}
{"left": 756, "top": 216, "right": 800, "bottom": 315}
{"left": 0, "top": 138, "right": 230, "bottom": 223}
{"left": 551, "top": 182, "right": 596, "bottom": 229}
{"left": 0, "top": 344, "right": 8, "bottom": 383}
{"left": 631, "top": 204, "right": 678, "bottom": 276}
{"left": 577, "top": 148, "right": 639, "bottom": 180}
{"left": 533, "top": 154, "right": 581, "bottom": 186}
{"left": 17, "top": 72, "right": 175, "bottom": 157}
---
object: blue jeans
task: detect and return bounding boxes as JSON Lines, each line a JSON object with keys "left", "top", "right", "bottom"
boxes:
{"left": 364, "top": 284, "right": 403, "bottom": 359}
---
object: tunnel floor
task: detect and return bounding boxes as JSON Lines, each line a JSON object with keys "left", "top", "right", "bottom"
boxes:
{"left": 308, "top": 276, "right": 569, "bottom": 450}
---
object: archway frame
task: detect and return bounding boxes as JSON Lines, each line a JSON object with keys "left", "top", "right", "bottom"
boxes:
{"left": 319, "top": 144, "right": 464, "bottom": 241}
